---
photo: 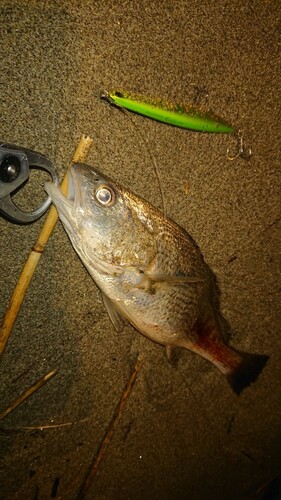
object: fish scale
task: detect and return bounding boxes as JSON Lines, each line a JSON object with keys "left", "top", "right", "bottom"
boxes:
{"left": 45, "top": 163, "right": 268, "bottom": 395}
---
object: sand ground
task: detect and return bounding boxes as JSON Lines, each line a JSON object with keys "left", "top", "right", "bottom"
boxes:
{"left": 0, "top": 1, "right": 280, "bottom": 499}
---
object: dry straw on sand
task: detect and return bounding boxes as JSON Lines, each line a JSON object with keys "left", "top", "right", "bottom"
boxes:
{"left": 0, "top": 369, "right": 57, "bottom": 421}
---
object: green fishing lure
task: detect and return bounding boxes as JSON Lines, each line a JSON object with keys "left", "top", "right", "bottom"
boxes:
{"left": 102, "top": 90, "right": 234, "bottom": 134}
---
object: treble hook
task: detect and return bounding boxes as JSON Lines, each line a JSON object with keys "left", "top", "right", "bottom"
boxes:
{"left": 226, "top": 131, "right": 252, "bottom": 161}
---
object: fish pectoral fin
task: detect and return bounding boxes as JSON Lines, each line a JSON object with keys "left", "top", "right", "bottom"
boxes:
{"left": 102, "top": 293, "right": 125, "bottom": 332}
{"left": 136, "top": 273, "right": 204, "bottom": 292}
{"left": 152, "top": 275, "right": 204, "bottom": 286}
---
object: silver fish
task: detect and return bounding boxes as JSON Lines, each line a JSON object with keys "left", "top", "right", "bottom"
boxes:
{"left": 45, "top": 163, "right": 268, "bottom": 394}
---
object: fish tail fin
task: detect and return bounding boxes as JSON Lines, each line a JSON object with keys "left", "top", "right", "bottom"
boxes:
{"left": 179, "top": 307, "right": 269, "bottom": 394}
{"left": 226, "top": 351, "right": 269, "bottom": 395}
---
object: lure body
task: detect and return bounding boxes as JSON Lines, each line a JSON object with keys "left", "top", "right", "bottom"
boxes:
{"left": 104, "top": 90, "right": 234, "bottom": 133}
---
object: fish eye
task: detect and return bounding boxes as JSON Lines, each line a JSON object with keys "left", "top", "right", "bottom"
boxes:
{"left": 95, "top": 185, "right": 115, "bottom": 206}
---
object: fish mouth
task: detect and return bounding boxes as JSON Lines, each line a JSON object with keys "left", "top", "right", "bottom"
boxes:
{"left": 45, "top": 167, "right": 82, "bottom": 231}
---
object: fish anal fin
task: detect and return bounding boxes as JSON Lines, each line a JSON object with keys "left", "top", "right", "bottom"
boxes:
{"left": 165, "top": 345, "right": 174, "bottom": 363}
{"left": 102, "top": 293, "right": 124, "bottom": 332}
{"left": 165, "top": 344, "right": 182, "bottom": 366}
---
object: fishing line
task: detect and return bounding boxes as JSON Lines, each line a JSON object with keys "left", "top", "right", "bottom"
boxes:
{"left": 125, "top": 112, "right": 167, "bottom": 215}
{"left": 106, "top": 103, "right": 167, "bottom": 216}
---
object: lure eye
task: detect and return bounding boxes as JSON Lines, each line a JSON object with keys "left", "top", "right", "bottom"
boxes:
{"left": 95, "top": 185, "right": 115, "bottom": 206}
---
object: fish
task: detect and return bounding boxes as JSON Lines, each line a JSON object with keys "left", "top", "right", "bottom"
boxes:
{"left": 45, "top": 163, "right": 268, "bottom": 394}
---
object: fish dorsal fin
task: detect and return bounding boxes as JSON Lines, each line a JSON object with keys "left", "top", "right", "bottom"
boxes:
{"left": 102, "top": 293, "right": 125, "bottom": 332}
